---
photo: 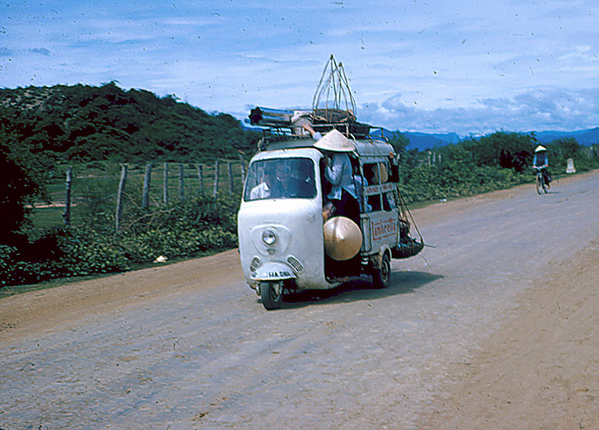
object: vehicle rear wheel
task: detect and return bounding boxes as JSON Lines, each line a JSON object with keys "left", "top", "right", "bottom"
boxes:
{"left": 260, "top": 282, "right": 283, "bottom": 310}
{"left": 372, "top": 253, "right": 391, "bottom": 289}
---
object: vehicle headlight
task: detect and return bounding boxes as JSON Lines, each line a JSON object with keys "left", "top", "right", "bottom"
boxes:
{"left": 262, "top": 229, "right": 277, "bottom": 245}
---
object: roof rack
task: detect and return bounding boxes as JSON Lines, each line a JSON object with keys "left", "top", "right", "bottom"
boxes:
{"left": 253, "top": 124, "right": 388, "bottom": 153}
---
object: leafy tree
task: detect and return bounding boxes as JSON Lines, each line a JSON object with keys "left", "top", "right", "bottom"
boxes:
{"left": 0, "top": 143, "right": 43, "bottom": 246}
{"left": 546, "top": 137, "right": 596, "bottom": 172}
{"left": 462, "top": 132, "right": 535, "bottom": 173}
{"left": 388, "top": 132, "right": 409, "bottom": 157}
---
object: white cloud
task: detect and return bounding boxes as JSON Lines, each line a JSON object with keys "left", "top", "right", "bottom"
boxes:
{"left": 357, "top": 87, "right": 599, "bottom": 136}
{"left": 2, "top": 0, "right": 599, "bottom": 135}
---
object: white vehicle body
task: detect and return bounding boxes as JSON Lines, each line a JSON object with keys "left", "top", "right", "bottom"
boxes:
{"left": 238, "top": 135, "right": 423, "bottom": 310}
{"left": 238, "top": 147, "right": 330, "bottom": 290}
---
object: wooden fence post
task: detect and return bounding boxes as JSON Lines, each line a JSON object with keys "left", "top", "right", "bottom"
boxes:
{"left": 115, "top": 164, "right": 128, "bottom": 232}
{"left": 163, "top": 162, "right": 169, "bottom": 204}
{"left": 227, "top": 161, "right": 234, "bottom": 196}
{"left": 179, "top": 163, "right": 185, "bottom": 202}
{"left": 198, "top": 164, "right": 204, "bottom": 195}
{"left": 213, "top": 159, "right": 220, "bottom": 197}
{"left": 142, "top": 164, "right": 152, "bottom": 210}
{"left": 63, "top": 166, "right": 73, "bottom": 227}
{"left": 239, "top": 155, "right": 246, "bottom": 185}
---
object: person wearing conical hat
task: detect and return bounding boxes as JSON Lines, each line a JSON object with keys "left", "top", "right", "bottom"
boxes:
{"left": 533, "top": 145, "right": 552, "bottom": 188}
{"left": 313, "top": 128, "right": 360, "bottom": 224}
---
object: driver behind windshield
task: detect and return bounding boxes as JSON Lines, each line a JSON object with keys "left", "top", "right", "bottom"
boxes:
{"left": 249, "top": 166, "right": 277, "bottom": 200}
{"left": 272, "top": 162, "right": 314, "bottom": 198}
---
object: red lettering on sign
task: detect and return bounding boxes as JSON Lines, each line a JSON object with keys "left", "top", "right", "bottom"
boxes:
{"left": 371, "top": 217, "right": 397, "bottom": 241}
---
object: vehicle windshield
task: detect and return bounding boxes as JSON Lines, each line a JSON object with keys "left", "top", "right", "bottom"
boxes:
{"left": 244, "top": 158, "right": 317, "bottom": 201}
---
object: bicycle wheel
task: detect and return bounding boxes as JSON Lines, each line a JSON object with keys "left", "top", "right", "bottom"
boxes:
{"left": 536, "top": 174, "right": 543, "bottom": 194}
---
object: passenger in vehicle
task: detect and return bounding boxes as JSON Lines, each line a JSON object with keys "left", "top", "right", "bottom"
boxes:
{"left": 302, "top": 123, "right": 322, "bottom": 140}
{"left": 314, "top": 129, "right": 360, "bottom": 224}
{"left": 383, "top": 190, "right": 397, "bottom": 211}
{"left": 249, "top": 166, "right": 277, "bottom": 200}
{"left": 272, "top": 162, "right": 314, "bottom": 198}
{"left": 363, "top": 164, "right": 381, "bottom": 211}
{"left": 352, "top": 167, "right": 371, "bottom": 213}
{"left": 272, "top": 163, "right": 292, "bottom": 197}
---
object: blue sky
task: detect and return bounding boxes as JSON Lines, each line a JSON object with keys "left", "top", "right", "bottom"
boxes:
{"left": 2, "top": 0, "right": 599, "bottom": 136}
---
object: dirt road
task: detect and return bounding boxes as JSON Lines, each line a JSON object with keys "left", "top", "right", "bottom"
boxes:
{"left": 1, "top": 171, "right": 598, "bottom": 429}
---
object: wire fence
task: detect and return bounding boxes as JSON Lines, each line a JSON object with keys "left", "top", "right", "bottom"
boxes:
{"left": 34, "top": 158, "right": 247, "bottom": 233}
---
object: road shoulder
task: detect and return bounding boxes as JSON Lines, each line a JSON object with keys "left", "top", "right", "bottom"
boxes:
{"left": 418, "top": 237, "right": 599, "bottom": 429}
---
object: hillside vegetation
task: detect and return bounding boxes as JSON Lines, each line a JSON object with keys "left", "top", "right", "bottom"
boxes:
{"left": 1, "top": 83, "right": 598, "bottom": 289}
{"left": 0, "top": 82, "right": 259, "bottom": 165}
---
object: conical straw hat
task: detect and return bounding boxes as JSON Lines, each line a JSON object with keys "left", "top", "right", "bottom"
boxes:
{"left": 323, "top": 216, "right": 363, "bottom": 261}
{"left": 535, "top": 145, "right": 547, "bottom": 152}
{"left": 314, "top": 129, "right": 356, "bottom": 152}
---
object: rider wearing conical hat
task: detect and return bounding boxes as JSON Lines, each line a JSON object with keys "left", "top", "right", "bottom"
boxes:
{"left": 533, "top": 145, "right": 551, "bottom": 188}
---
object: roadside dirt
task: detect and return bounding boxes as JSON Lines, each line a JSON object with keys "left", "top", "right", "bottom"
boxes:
{"left": 419, "top": 238, "right": 599, "bottom": 429}
{"left": 412, "top": 171, "right": 599, "bottom": 429}
{"left": 1, "top": 171, "right": 598, "bottom": 429}
{"left": 0, "top": 250, "right": 242, "bottom": 342}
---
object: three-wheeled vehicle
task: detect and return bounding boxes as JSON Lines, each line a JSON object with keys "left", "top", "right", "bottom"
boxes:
{"left": 238, "top": 108, "right": 424, "bottom": 310}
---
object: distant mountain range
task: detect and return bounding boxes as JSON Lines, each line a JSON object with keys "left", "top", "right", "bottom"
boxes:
{"left": 242, "top": 113, "right": 598, "bottom": 151}
{"left": 396, "top": 128, "right": 599, "bottom": 151}
{"left": 398, "top": 131, "right": 460, "bottom": 151}
{"left": 532, "top": 128, "right": 599, "bottom": 145}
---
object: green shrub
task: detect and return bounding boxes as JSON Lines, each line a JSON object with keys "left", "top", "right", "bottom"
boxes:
{"left": 1, "top": 194, "right": 240, "bottom": 287}
{"left": 55, "top": 229, "right": 130, "bottom": 276}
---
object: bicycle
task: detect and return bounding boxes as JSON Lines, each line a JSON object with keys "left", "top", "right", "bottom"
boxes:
{"left": 534, "top": 167, "right": 548, "bottom": 194}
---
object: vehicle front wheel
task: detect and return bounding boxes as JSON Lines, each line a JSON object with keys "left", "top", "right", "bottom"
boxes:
{"left": 260, "top": 282, "right": 283, "bottom": 310}
{"left": 372, "top": 253, "right": 391, "bottom": 289}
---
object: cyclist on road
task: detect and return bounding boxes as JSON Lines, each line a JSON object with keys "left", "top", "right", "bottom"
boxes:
{"left": 533, "top": 145, "right": 552, "bottom": 188}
